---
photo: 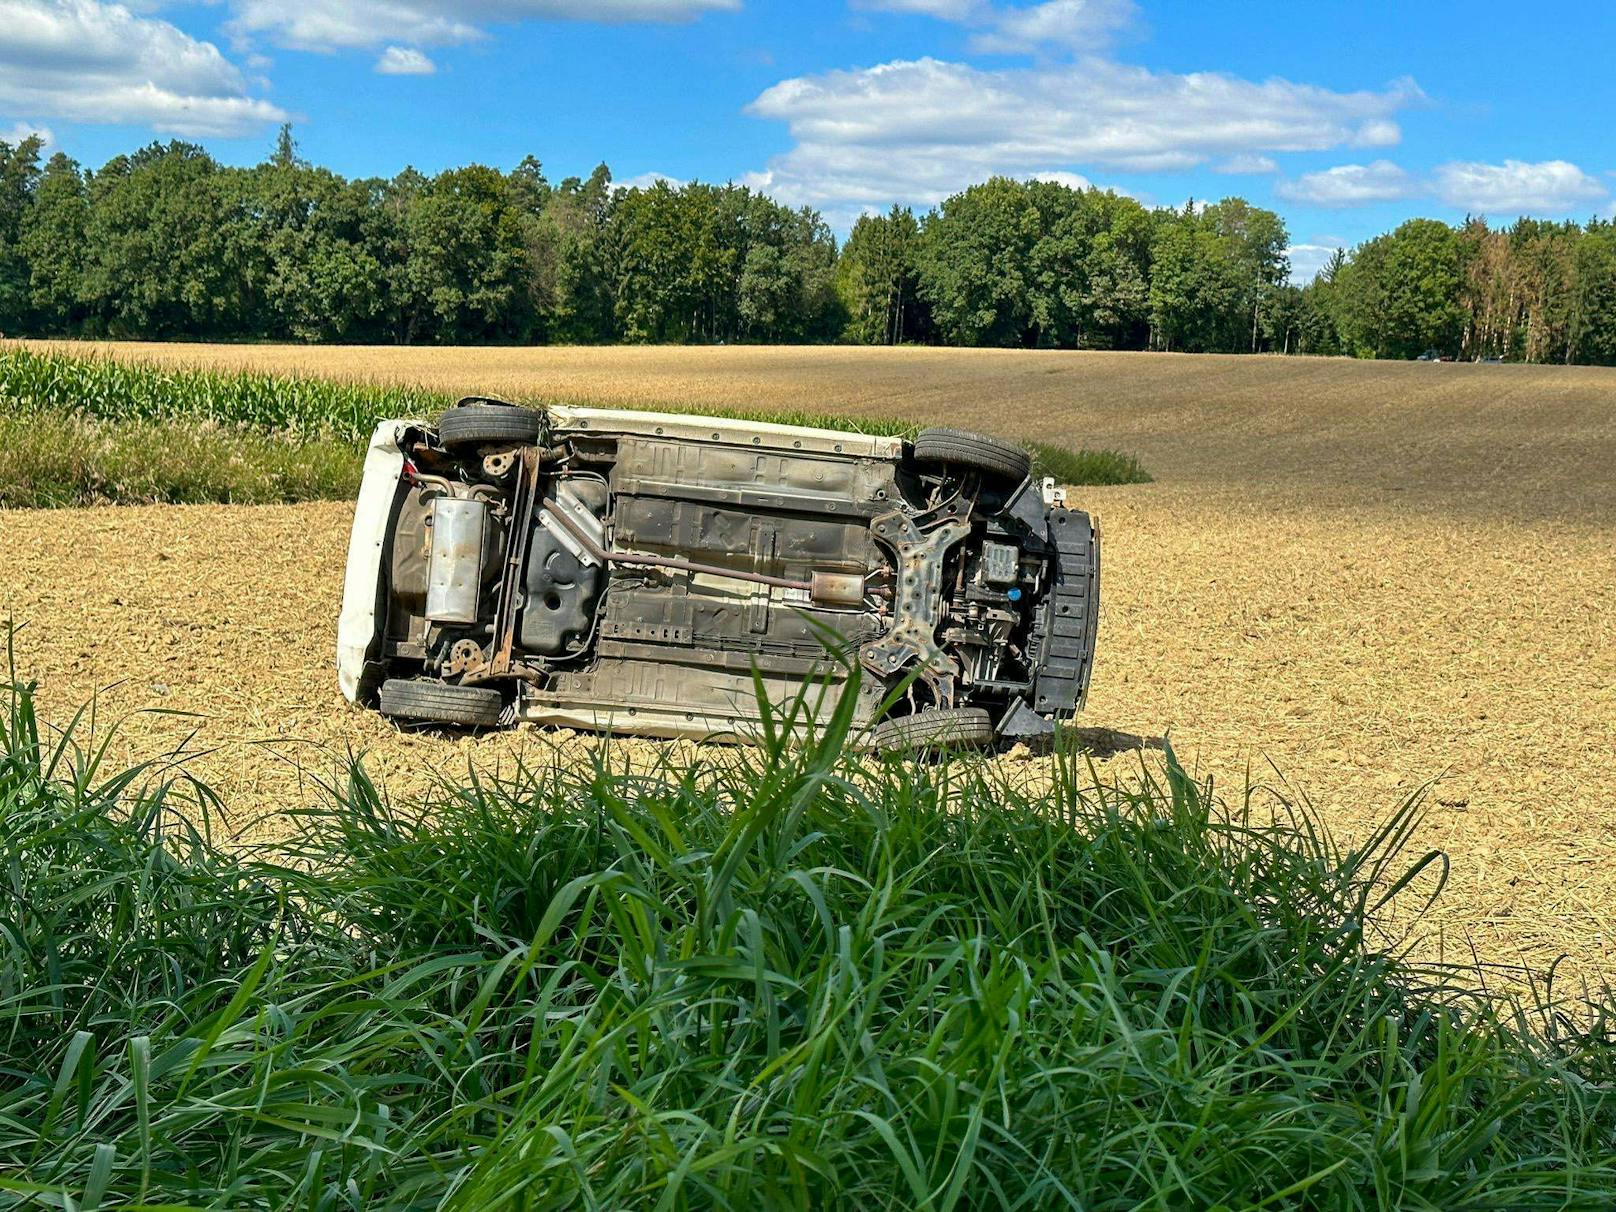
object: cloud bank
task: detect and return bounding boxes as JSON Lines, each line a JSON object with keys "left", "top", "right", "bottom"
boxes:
{"left": 0, "top": 0, "right": 286, "bottom": 137}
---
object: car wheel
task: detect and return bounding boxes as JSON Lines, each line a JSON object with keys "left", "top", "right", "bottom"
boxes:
{"left": 873, "top": 707, "right": 995, "bottom": 752}
{"left": 379, "top": 678, "right": 505, "bottom": 727}
{"left": 913, "top": 427, "right": 1032, "bottom": 485}
{"left": 437, "top": 400, "right": 542, "bottom": 448}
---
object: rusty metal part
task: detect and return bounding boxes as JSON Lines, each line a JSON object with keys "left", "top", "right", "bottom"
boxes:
{"left": 405, "top": 456, "right": 506, "bottom": 502}
{"left": 808, "top": 570, "right": 866, "bottom": 606}
{"left": 443, "top": 638, "right": 488, "bottom": 676}
{"left": 409, "top": 470, "right": 457, "bottom": 497}
{"left": 481, "top": 449, "right": 520, "bottom": 478}
{"left": 860, "top": 506, "right": 973, "bottom": 706}
{"left": 539, "top": 500, "right": 816, "bottom": 593}
{"left": 485, "top": 446, "right": 543, "bottom": 679}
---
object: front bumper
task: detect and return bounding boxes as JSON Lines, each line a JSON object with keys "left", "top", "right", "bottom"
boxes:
{"left": 337, "top": 421, "right": 411, "bottom": 702}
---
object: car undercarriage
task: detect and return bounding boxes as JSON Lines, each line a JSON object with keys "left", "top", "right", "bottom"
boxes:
{"left": 338, "top": 399, "right": 1098, "bottom": 749}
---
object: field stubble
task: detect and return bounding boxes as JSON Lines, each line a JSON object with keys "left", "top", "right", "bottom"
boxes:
{"left": 6, "top": 341, "right": 1616, "bottom": 983}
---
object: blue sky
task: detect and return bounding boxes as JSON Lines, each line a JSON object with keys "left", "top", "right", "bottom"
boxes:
{"left": 2, "top": 0, "right": 1611, "bottom": 282}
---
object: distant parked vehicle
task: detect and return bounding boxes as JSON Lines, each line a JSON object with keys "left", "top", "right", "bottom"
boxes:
{"left": 1479, "top": 355, "right": 1504, "bottom": 364}
{"left": 1416, "top": 350, "right": 1439, "bottom": 362}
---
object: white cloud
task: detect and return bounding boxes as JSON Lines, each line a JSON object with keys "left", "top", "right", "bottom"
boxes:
{"left": 615, "top": 170, "right": 686, "bottom": 191}
{"left": 228, "top": 2, "right": 475, "bottom": 51}
{"left": 1276, "top": 160, "right": 1416, "bottom": 206}
{"left": 227, "top": 0, "right": 737, "bottom": 52}
{"left": 1024, "top": 169, "right": 1091, "bottom": 189}
{"left": 1433, "top": 159, "right": 1607, "bottom": 216}
{"left": 862, "top": 0, "right": 1134, "bottom": 54}
{"left": 1278, "top": 157, "right": 1612, "bottom": 216}
{"left": 1352, "top": 118, "right": 1401, "bottom": 148}
{"left": 969, "top": 0, "right": 1135, "bottom": 55}
{"left": 1285, "top": 239, "right": 1345, "bottom": 285}
{"left": 375, "top": 45, "right": 435, "bottom": 74}
{"left": 0, "top": 0, "right": 286, "bottom": 137}
{"left": 1216, "top": 153, "right": 1276, "bottom": 175}
{"left": 745, "top": 57, "right": 1419, "bottom": 212}
{"left": 0, "top": 120, "right": 52, "bottom": 149}
{"left": 859, "top": 0, "right": 986, "bottom": 18}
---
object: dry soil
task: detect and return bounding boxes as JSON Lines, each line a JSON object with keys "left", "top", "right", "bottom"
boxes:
{"left": 6, "top": 342, "right": 1615, "bottom": 986}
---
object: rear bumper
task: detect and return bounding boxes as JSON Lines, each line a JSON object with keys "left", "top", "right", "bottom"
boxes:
{"left": 1031, "top": 508, "right": 1100, "bottom": 715}
{"left": 337, "top": 421, "right": 410, "bottom": 702}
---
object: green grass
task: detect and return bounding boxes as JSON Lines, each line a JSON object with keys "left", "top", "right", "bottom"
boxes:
{"left": 1024, "top": 442, "right": 1149, "bottom": 486}
{"left": 0, "top": 346, "right": 1150, "bottom": 507}
{"left": 0, "top": 412, "right": 362, "bottom": 507}
{"left": 1, "top": 646, "right": 1613, "bottom": 1208}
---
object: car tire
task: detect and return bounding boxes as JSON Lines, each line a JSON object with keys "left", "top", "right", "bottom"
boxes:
{"left": 379, "top": 678, "right": 505, "bottom": 727}
{"left": 913, "top": 427, "right": 1032, "bottom": 485}
{"left": 437, "top": 401, "right": 542, "bottom": 448}
{"left": 873, "top": 707, "right": 995, "bottom": 752}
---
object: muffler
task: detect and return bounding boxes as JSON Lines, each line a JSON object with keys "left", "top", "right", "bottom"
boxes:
{"left": 425, "top": 496, "right": 487, "bottom": 623}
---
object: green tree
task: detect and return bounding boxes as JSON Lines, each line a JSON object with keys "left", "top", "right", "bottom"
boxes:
{"left": 1070, "top": 191, "right": 1153, "bottom": 349}
{"left": 1148, "top": 209, "right": 1241, "bottom": 353}
{"left": 608, "top": 180, "right": 708, "bottom": 342}
{"left": 737, "top": 243, "right": 794, "bottom": 338}
{"left": 78, "top": 142, "right": 253, "bottom": 337}
{"left": 253, "top": 154, "right": 387, "bottom": 342}
{"left": 20, "top": 150, "right": 87, "bottom": 333}
{"left": 0, "top": 134, "right": 44, "bottom": 332}
{"left": 1203, "top": 197, "right": 1290, "bottom": 352}
{"left": 1334, "top": 219, "right": 1466, "bottom": 359}
{"left": 1568, "top": 220, "right": 1616, "bottom": 365}
{"left": 531, "top": 164, "right": 614, "bottom": 342}
{"left": 837, "top": 207, "right": 924, "bottom": 344}
{"left": 917, "top": 177, "right": 1086, "bottom": 348}
{"left": 380, "top": 165, "right": 536, "bottom": 343}
{"left": 605, "top": 179, "right": 838, "bottom": 344}
{"left": 748, "top": 197, "right": 841, "bottom": 343}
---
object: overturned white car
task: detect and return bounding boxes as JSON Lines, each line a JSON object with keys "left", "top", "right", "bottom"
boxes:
{"left": 338, "top": 399, "right": 1098, "bottom": 748}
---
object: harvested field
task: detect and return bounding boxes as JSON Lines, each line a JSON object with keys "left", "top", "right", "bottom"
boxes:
{"left": 25, "top": 339, "right": 1616, "bottom": 522}
{"left": 5, "top": 341, "right": 1616, "bottom": 984}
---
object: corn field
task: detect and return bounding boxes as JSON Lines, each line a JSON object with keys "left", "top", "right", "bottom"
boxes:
{"left": 0, "top": 345, "right": 445, "bottom": 442}
{"left": 0, "top": 344, "right": 1150, "bottom": 505}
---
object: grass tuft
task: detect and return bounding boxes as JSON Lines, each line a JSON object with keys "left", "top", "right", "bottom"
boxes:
{"left": 1, "top": 645, "right": 1613, "bottom": 1207}
{"left": 1025, "top": 441, "right": 1152, "bottom": 485}
{"left": 0, "top": 345, "right": 1150, "bottom": 507}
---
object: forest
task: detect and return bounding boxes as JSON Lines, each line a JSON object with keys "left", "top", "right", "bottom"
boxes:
{"left": 2, "top": 127, "right": 1614, "bottom": 363}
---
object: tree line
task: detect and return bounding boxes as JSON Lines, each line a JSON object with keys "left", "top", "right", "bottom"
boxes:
{"left": 2, "top": 127, "right": 1613, "bottom": 362}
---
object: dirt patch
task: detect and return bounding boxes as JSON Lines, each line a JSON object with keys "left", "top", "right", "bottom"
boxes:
{"left": 5, "top": 482, "right": 1613, "bottom": 984}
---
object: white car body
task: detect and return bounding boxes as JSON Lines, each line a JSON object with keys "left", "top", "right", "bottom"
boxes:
{"left": 338, "top": 401, "right": 1098, "bottom": 747}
